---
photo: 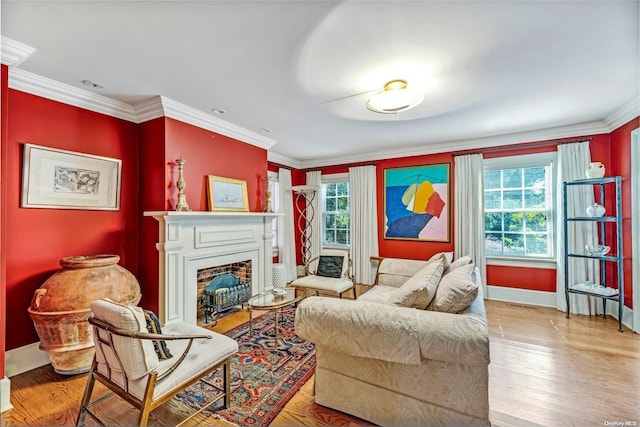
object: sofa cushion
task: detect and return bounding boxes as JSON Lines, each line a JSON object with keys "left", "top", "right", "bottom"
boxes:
{"left": 357, "top": 285, "right": 397, "bottom": 304}
{"left": 387, "top": 258, "right": 444, "bottom": 309}
{"left": 443, "top": 255, "right": 472, "bottom": 275}
{"left": 428, "top": 264, "right": 478, "bottom": 313}
{"left": 428, "top": 251, "right": 453, "bottom": 271}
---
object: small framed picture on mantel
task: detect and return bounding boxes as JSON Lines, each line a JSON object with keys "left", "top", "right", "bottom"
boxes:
{"left": 206, "top": 175, "right": 249, "bottom": 212}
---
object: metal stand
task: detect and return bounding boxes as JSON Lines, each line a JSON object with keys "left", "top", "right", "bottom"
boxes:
{"left": 292, "top": 185, "right": 320, "bottom": 267}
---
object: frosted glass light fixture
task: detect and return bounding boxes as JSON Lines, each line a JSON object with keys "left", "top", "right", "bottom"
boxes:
{"left": 366, "top": 79, "right": 424, "bottom": 114}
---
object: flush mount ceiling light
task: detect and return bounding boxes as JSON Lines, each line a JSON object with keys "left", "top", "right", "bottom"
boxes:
{"left": 366, "top": 79, "right": 424, "bottom": 114}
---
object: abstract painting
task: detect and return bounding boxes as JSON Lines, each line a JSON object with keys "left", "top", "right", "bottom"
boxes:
{"left": 383, "top": 163, "right": 450, "bottom": 241}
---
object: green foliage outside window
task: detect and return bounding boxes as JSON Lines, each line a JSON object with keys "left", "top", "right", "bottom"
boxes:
{"left": 323, "top": 182, "right": 350, "bottom": 246}
{"left": 484, "top": 166, "right": 552, "bottom": 257}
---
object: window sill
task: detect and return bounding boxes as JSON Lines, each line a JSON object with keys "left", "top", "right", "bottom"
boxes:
{"left": 486, "top": 256, "right": 556, "bottom": 269}
{"left": 322, "top": 244, "right": 350, "bottom": 251}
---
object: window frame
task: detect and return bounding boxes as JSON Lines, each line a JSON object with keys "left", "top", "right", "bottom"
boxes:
{"left": 267, "top": 170, "right": 280, "bottom": 257}
{"left": 483, "top": 152, "right": 558, "bottom": 268}
{"left": 320, "top": 172, "right": 350, "bottom": 250}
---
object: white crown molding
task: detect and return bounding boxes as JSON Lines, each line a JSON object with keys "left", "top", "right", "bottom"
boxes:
{"left": 1, "top": 36, "right": 35, "bottom": 67}
{"left": 294, "top": 119, "right": 611, "bottom": 169}
{"left": 604, "top": 95, "right": 640, "bottom": 131}
{"left": 155, "top": 96, "right": 277, "bottom": 151}
{"left": 9, "top": 68, "right": 139, "bottom": 122}
{"left": 267, "top": 151, "right": 302, "bottom": 169}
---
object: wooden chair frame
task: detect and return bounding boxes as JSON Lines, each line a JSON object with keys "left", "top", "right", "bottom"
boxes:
{"left": 76, "top": 317, "right": 232, "bottom": 427}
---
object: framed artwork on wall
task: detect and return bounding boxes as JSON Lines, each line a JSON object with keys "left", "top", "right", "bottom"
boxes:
{"left": 21, "top": 143, "right": 122, "bottom": 210}
{"left": 207, "top": 175, "right": 249, "bottom": 212}
{"left": 383, "top": 163, "right": 451, "bottom": 242}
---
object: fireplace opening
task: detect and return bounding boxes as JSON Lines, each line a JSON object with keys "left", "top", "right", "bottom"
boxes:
{"left": 197, "top": 260, "right": 252, "bottom": 326}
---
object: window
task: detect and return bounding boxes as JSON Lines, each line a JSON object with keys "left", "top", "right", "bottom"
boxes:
{"left": 321, "top": 174, "right": 350, "bottom": 247}
{"left": 268, "top": 171, "right": 280, "bottom": 253}
{"left": 484, "top": 153, "right": 556, "bottom": 260}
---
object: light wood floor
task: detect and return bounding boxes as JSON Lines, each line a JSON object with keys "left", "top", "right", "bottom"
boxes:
{"left": 2, "top": 290, "right": 639, "bottom": 426}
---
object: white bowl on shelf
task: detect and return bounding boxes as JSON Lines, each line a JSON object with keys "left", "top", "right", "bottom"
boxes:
{"left": 585, "top": 245, "right": 610, "bottom": 256}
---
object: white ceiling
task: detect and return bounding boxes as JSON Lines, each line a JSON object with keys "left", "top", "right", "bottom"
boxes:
{"left": 2, "top": 1, "right": 639, "bottom": 168}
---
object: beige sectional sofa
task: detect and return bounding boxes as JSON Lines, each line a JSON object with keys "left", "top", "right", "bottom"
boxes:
{"left": 295, "top": 254, "right": 491, "bottom": 427}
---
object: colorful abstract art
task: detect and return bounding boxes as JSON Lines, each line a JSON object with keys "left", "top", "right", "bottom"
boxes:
{"left": 383, "top": 163, "right": 450, "bottom": 241}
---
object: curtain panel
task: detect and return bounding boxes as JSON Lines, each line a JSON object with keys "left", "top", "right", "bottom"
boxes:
{"left": 349, "top": 165, "right": 379, "bottom": 285}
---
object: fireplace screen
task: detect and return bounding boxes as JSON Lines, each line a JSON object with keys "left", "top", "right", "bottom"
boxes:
{"left": 197, "top": 261, "right": 252, "bottom": 325}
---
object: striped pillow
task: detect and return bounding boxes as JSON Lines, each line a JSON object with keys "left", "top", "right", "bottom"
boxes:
{"left": 143, "top": 310, "right": 173, "bottom": 360}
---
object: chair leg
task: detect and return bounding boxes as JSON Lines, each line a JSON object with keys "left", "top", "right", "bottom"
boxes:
{"left": 75, "top": 363, "right": 97, "bottom": 427}
{"left": 137, "top": 373, "right": 158, "bottom": 427}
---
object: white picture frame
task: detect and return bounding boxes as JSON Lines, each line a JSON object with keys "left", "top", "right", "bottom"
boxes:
{"left": 21, "top": 143, "right": 122, "bottom": 210}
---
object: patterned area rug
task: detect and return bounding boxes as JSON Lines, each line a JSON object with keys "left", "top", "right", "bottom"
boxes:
{"left": 175, "top": 308, "right": 316, "bottom": 427}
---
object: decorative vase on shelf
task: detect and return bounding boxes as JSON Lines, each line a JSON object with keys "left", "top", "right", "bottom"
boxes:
{"left": 586, "top": 162, "right": 605, "bottom": 179}
{"left": 586, "top": 203, "right": 606, "bottom": 217}
{"left": 27, "top": 254, "right": 141, "bottom": 375}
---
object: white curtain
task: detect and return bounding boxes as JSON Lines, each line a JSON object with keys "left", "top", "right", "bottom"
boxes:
{"left": 277, "top": 168, "right": 297, "bottom": 281}
{"left": 556, "top": 142, "right": 601, "bottom": 315}
{"left": 349, "top": 165, "right": 379, "bottom": 285}
{"left": 306, "top": 171, "right": 323, "bottom": 266}
{"left": 454, "top": 154, "right": 487, "bottom": 289}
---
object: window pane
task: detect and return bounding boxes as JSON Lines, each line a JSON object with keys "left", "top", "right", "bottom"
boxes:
{"left": 324, "top": 214, "right": 335, "bottom": 229}
{"left": 525, "top": 234, "right": 548, "bottom": 254}
{"left": 336, "top": 213, "right": 350, "bottom": 229}
{"left": 485, "top": 191, "right": 502, "bottom": 209}
{"left": 485, "top": 213, "right": 503, "bottom": 232}
{"left": 504, "top": 212, "right": 523, "bottom": 231}
{"left": 336, "top": 229, "right": 348, "bottom": 245}
{"left": 485, "top": 233, "right": 503, "bottom": 252}
{"left": 503, "top": 169, "right": 522, "bottom": 188}
{"left": 503, "top": 190, "right": 523, "bottom": 209}
{"left": 524, "top": 212, "right": 547, "bottom": 232}
{"left": 337, "top": 196, "right": 349, "bottom": 211}
{"left": 484, "top": 170, "right": 501, "bottom": 189}
{"left": 503, "top": 233, "right": 524, "bottom": 253}
{"left": 324, "top": 228, "right": 335, "bottom": 244}
{"left": 326, "top": 198, "right": 336, "bottom": 211}
{"left": 524, "top": 167, "right": 546, "bottom": 187}
{"left": 326, "top": 184, "right": 336, "bottom": 197}
{"left": 524, "top": 188, "right": 545, "bottom": 209}
{"left": 337, "top": 182, "right": 348, "bottom": 196}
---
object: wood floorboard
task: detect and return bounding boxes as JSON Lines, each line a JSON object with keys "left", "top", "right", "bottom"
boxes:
{"left": 2, "top": 295, "right": 639, "bottom": 426}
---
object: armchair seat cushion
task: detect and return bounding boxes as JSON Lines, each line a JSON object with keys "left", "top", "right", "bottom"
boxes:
{"left": 291, "top": 275, "right": 354, "bottom": 294}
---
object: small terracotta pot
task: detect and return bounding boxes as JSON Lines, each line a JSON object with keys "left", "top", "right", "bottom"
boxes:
{"left": 28, "top": 254, "right": 141, "bottom": 375}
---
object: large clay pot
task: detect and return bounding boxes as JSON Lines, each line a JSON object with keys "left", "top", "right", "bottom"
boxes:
{"left": 28, "top": 254, "right": 141, "bottom": 375}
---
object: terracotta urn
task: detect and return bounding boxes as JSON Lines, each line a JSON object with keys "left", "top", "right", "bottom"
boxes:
{"left": 28, "top": 254, "right": 141, "bottom": 375}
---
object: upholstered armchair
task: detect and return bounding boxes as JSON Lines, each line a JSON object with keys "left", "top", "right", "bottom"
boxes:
{"left": 291, "top": 249, "right": 356, "bottom": 298}
{"left": 75, "top": 299, "right": 238, "bottom": 427}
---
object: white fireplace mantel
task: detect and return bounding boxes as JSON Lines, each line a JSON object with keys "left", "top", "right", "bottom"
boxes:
{"left": 145, "top": 211, "right": 283, "bottom": 324}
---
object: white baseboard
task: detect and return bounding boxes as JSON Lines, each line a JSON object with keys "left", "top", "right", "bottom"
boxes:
{"left": 486, "top": 285, "right": 556, "bottom": 307}
{"left": 0, "top": 377, "right": 12, "bottom": 413}
{"left": 5, "top": 341, "right": 50, "bottom": 377}
{"left": 486, "top": 285, "right": 636, "bottom": 332}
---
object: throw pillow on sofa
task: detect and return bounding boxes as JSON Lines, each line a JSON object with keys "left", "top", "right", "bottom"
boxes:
{"left": 387, "top": 257, "right": 444, "bottom": 309}
{"left": 427, "top": 251, "right": 453, "bottom": 271}
{"left": 428, "top": 263, "right": 478, "bottom": 313}
{"left": 443, "top": 255, "right": 472, "bottom": 275}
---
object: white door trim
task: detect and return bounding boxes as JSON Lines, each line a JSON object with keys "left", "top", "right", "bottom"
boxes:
{"left": 631, "top": 127, "right": 639, "bottom": 333}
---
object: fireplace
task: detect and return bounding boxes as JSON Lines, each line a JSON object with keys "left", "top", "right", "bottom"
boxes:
{"left": 197, "top": 260, "right": 252, "bottom": 324}
{"left": 145, "top": 211, "right": 282, "bottom": 324}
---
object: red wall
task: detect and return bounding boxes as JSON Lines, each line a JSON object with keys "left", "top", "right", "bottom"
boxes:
{"left": 1, "top": 64, "right": 9, "bottom": 378}
{"left": 4, "top": 90, "right": 140, "bottom": 350}
{"left": 137, "top": 117, "right": 268, "bottom": 313}
{"left": 610, "top": 117, "right": 639, "bottom": 309}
